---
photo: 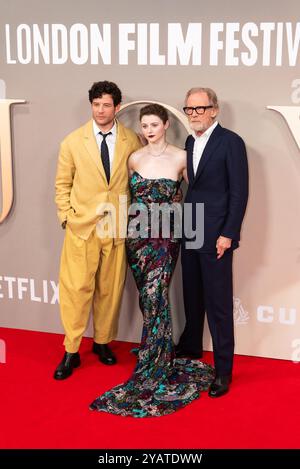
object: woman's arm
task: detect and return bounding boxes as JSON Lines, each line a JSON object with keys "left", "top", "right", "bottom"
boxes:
{"left": 182, "top": 167, "right": 189, "bottom": 184}
{"left": 127, "top": 153, "right": 135, "bottom": 176}
{"left": 179, "top": 149, "right": 189, "bottom": 184}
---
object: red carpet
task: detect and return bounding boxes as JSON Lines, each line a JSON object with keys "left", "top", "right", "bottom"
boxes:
{"left": 0, "top": 327, "right": 299, "bottom": 449}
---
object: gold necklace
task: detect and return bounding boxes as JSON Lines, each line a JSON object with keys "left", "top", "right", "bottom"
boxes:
{"left": 148, "top": 143, "right": 168, "bottom": 157}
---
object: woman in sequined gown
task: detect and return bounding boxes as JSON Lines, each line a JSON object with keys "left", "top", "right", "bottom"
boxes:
{"left": 90, "top": 104, "right": 214, "bottom": 417}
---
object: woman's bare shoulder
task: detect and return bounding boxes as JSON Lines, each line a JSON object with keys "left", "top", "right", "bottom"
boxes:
{"left": 128, "top": 147, "right": 147, "bottom": 168}
{"left": 167, "top": 144, "right": 186, "bottom": 159}
{"left": 129, "top": 147, "right": 146, "bottom": 161}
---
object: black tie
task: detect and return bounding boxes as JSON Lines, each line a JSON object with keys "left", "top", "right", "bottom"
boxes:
{"left": 99, "top": 131, "right": 111, "bottom": 183}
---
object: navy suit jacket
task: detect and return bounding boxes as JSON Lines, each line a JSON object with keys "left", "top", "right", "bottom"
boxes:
{"left": 183, "top": 123, "right": 248, "bottom": 252}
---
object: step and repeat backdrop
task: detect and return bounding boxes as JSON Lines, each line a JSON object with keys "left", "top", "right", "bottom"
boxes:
{"left": 1, "top": 0, "right": 300, "bottom": 360}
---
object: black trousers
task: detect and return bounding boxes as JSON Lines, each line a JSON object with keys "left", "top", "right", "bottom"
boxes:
{"left": 179, "top": 247, "right": 234, "bottom": 377}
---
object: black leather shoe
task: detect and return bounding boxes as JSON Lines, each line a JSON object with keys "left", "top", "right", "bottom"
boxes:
{"left": 92, "top": 342, "right": 117, "bottom": 365}
{"left": 175, "top": 344, "right": 203, "bottom": 359}
{"left": 208, "top": 375, "right": 232, "bottom": 398}
{"left": 53, "top": 352, "right": 80, "bottom": 380}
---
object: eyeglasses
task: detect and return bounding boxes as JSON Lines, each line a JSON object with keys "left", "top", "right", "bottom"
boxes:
{"left": 183, "top": 105, "right": 213, "bottom": 116}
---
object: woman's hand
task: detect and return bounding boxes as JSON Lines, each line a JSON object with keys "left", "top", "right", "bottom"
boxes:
{"left": 172, "top": 188, "right": 183, "bottom": 203}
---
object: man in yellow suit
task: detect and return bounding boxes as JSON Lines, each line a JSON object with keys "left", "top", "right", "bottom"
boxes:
{"left": 54, "top": 81, "right": 141, "bottom": 380}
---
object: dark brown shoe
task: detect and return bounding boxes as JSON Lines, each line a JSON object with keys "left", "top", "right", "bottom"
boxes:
{"left": 53, "top": 352, "right": 80, "bottom": 380}
{"left": 92, "top": 342, "right": 117, "bottom": 365}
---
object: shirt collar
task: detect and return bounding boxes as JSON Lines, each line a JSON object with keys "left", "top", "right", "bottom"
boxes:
{"left": 93, "top": 119, "right": 117, "bottom": 138}
{"left": 193, "top": 120, "right": 218, "bottom": 140}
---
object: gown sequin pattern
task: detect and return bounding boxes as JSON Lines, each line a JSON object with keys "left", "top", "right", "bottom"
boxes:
{"left": 90, "top": 171, "right": 214, "bottom": 417}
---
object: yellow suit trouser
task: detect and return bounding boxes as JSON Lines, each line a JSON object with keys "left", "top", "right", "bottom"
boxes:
{"left": 59, "top": 226, "right": 127, "bottom": 353}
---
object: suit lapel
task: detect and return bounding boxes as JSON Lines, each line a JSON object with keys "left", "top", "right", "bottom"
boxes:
{"left": 110, "top": 121, "right": 128, "bottom": 181}
{"left": 192, "top": 124, "right": 223, "bottom": 185}
{"left": 83, "top": 120, "right": 108, "bottom": 185}
{"left": 186, "top": 135, "right": 195, "bottom": 184}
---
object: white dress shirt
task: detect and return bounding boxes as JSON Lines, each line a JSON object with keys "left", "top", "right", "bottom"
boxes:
{"left": 93, "top": 120, "right": 117, "bottom": 171}
{"left": 193, "top": 120, "right": 218, "bottom": 176}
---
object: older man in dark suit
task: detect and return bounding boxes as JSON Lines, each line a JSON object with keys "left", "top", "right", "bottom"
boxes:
{"left": 176, "top": 87, "right": 248, "bottom": 397}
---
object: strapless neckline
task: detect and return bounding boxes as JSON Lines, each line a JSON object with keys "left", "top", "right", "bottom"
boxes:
{"left": 132, "top": 170, "right": 179, "bottom": 184}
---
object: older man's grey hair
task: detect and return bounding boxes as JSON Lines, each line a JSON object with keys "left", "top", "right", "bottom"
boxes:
{"left": 185, "top": 87, "right": 219, "bottom": 109}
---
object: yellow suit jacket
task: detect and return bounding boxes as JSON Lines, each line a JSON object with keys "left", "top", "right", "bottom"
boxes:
{"left": 55, "top": 119, "right": 141, "bottom": 243}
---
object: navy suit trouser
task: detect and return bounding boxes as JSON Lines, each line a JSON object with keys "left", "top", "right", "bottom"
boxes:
{"left": 180, "top": 247, "right": 234, "bottom": 377}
